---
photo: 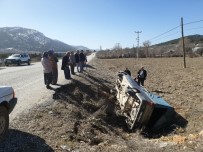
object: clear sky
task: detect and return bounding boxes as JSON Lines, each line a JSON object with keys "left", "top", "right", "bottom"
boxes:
{"left": 1, "top": 0, "right": 203, "bottom": 50}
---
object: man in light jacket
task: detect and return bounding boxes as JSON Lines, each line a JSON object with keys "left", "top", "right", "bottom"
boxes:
{"left": 41, "top": 52, "right": 53, "bottom": 89}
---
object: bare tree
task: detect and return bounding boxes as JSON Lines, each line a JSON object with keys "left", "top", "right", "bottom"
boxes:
{"left": 143, "top": 40, "right": 151, "bottom": 57}
{"left": 177, "top": 37, "right": 193, "bottom": 56}
{"left": 113, "top": 43, "right": 122, "bottom": 58}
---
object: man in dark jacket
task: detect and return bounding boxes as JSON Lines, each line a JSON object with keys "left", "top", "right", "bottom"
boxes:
{"left": 79, "top": 50, "right": 86, "bottom": 71}
{"left": 124, "top": 68, "right": 131, "bottom": 76}
{"left": 75, "top": 50, "right": 80, "bottom": 72}
{"left": 137, "top": 67, "right": 147, "bottom": 86}
{"left": 61, "top": 52, "right": 71, "bottom": 80}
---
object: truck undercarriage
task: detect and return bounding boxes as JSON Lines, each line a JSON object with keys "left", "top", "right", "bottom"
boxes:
{"left": 114, "top": 71, "right": 174, "bottom": 131}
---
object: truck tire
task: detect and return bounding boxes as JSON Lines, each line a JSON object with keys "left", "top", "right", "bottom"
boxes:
{"left": 0, "top": 106, "right": 9, "bottom": 142}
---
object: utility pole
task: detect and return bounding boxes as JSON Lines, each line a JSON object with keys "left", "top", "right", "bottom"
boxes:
{"left": 115, "top": 43, "right": 122, "bottom": 57}
{"left": 133, "top": 44, "right": 135, "bottom": 57}
{"left": 135, "top": 31, "right": 142, "bottom": 59}
{"left": 181, "top": 17, "right": 186, "bottom": 68}
{"left": 116, "top": 43, "right": 120, "bottom": 49}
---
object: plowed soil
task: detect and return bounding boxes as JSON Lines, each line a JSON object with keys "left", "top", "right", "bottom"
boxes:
{"left": 1, "top": 57, "right": 203, "bottom": 152}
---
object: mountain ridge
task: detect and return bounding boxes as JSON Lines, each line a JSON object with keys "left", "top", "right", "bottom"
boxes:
{"left": 154, "top": 34, "right": 203, "bottom": 46}
{"left": 0, "top": 27, "right": 88, "bottom": 53}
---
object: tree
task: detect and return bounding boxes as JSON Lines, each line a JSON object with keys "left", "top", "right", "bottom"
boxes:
{"left": 143, "top": 40, "right": 151, "bottom": 57}
{"left": 177, "top": 37, "right": 193, "bottom": 56}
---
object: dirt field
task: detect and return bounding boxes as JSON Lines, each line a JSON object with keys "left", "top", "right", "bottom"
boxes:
{"left": 1, "top": 57, "right": 203, "bottom": 152}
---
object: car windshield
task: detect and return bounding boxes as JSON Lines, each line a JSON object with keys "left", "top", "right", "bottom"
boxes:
{"left": 11, "top": 54, "right": 20, "bottom": 57}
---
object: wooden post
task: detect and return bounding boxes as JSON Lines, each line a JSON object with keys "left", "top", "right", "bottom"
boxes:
{"left": 181, "top": 17, "right": 186, "bottom": 68}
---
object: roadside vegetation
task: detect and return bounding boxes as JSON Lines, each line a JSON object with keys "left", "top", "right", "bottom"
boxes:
{"left": 96, "top": 37, "right": 203, "bottom": 59}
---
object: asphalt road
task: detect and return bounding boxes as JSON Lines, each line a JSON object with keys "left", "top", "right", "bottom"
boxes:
{"left": 0, "top": 53, "right": 95, "bottom": 121}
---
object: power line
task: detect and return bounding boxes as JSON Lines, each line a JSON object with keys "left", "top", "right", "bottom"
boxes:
{"left": 151, "top": 31, "right": 180, "bottom": 43}
{"left": 185, "top": 26, "right": 203, "bottom": 31}
{"left": 184, "top": 19, "right": 203, "bottom": 26}
{"left": 149, "top": 26, "right": 180, "bottom": 41}
{"left": 148, "top": 19, "right": 203, "bottom": 43}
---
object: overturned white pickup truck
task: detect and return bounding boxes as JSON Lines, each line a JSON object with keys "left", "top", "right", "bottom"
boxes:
{"left": 115, "top": 71, "right": 174, "bottom": 131}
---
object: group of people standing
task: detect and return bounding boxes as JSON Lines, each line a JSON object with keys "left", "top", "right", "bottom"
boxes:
{"left": 41, "top": 50, "right": 87, "bottom": 89}
{"left": 41, "top": 49, "right": 147, "bottom": 89}
{"left": 61, "top": 50, "right": 87, "bottom": 80}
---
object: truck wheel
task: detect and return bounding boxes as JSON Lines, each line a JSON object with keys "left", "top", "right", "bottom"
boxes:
{"left": 0, "top": 106, "right": 9, "bottom": 142}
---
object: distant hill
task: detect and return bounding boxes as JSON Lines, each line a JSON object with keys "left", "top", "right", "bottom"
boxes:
{"left": 72, "top": 45, "right": 90, "bottom": 51}
{"left": 0, "top": 27, "right": 88, "bottom": 53}
{"left": 154, "top": 34, "right": 203, "bottom": 46}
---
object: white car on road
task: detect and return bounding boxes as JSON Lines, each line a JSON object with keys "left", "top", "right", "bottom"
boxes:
{"left": 0, "top": 86, "right": 17, "bottom": 142}
{"left": 4, "top": 53, "right": 31, "bottom": 66}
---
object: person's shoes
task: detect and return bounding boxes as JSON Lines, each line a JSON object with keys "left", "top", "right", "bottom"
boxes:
{"left": 46, "top": 85, "right": 51, "bottom": 89}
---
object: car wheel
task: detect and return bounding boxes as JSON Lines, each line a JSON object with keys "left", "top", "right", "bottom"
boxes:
{"left": 0, "top": 106, "right": 9, "bottom": 142}
{"left": 17, "top": 60, "right": 21, "bottom": 66}
{"left": 27, "top": 60, "right": 30, "bottom": 65}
